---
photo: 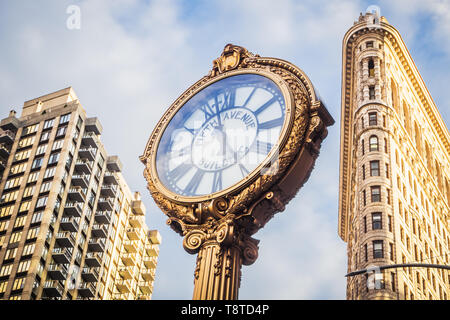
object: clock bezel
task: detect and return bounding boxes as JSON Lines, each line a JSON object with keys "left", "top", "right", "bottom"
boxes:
{"left": 147, "top": 68, "right": 295, "bottom": 204}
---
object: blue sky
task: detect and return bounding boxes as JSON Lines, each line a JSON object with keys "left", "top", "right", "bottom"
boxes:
{"left": 0, "top": 0, "right": 449, "bottom": 299}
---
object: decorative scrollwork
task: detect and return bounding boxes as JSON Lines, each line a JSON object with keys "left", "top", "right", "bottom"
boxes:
{"left": 240, "top": 236, "right": 260, "bottom": 266}
{"left": 183, "top": 230, "right": 207, "bottom": 254}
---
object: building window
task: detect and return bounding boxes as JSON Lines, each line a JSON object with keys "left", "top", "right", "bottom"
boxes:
{"left": 369, "top": 135, "right": 378, "bottom": 151}
{"left": 48, "top": 152, "right": 60, "bottom": 165}
{"left": 385, "top": 163, "right": 389, "bottom": 178}
{"left": 361, "top": 139, "right": 365, "bottom": 155}
{"left": 391, "top": 273, "right": 396, "bottom": 292}
{"left": 366, "top": 41, "right": 374, "bottom": 48}
{"left": 59, "top": 113, "right": 71, "bottom": 124}
{"left": 56, "top": 126, "right": 67, "bottom": 138}
{"left": 364, "top": 216, "right": 367, "bottom": 233}
{"left": 39, "top": 131, "right": 51, "bottom": 143}
{"left": 35, "top": 196, "right": 48, "bottom": 209}
{"left": 362, "top": 164, "right": 366, "bottom": 180}
{"left": 31, "top": 157, "right": 44, "bottom": 170}
{"left": 372, "top": 212, "right": 382, "bottom": 230}
{"left": 389, "top": 243, "right": 394, "bottom": 261}
{"left": 369, "top": 86, "right": 375, "bottom": 100}
{"left": 365, "top": 243, "right": 368, "bottom": 262}
{"left": 43, "top": 118, "right": 55, "bottom": 130}
{"left": 22, "top": 123, "right": 39, "bottom": 136}
{"left": 371, "top": 186, "right": 381, "bottom": 202}
{"left": 370, "top": 160, "right": 380, "bottom": 176}
{"left": 362, "top": 189, "right": 367, "bottom": 206}
{"left": 373, "top": 240, "right": 384, "bottom": 259}
{"left": 361, "top": 117, "right": 365, "bottom": 129}
{"left": 388, "top": 215, "right": 392, "bottom": 232}
{"left": 368, "top": 59, "right": 375, "bottom": 77}
{"left": 368, "top": 112, "right": 377, "bottom": 126}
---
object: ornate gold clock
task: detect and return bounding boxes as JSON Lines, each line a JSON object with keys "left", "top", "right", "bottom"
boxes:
{"left": 140, "top": 44, "right": 334, "bottom": 300}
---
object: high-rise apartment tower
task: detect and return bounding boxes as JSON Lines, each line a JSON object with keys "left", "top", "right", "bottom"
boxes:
{"left": 0, "top": 87, "right": 161, "bottom": 300}
{"left": 339, "top": 13, "right": 449, "bottom": 300}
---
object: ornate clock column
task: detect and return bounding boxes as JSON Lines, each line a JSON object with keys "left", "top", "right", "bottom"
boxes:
{"left": 141, "top": 44, "right": 334, "bottom": 300}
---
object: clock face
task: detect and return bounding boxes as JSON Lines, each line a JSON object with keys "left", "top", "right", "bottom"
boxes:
{"left": 156, "top": 73, "right": 287, "bottom": 197}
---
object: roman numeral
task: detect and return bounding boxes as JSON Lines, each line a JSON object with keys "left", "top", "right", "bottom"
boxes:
{"left": 254, "top": 96, "right": 277, "bottom": 116}
{"left": 258, "top": 117, "right": 284, "bottom": 130}
{"left": 200, "top": 102, "right": 216, "bottom": 120}
{"left": 167, "top": 162, "right": 192, "bottom": 183}
{"left": 242, "top": 87, "right": 257, "bottom": 108}
{"left": 184, "top": 169, "right": 205, "bottom": 195}
{"left": 239, "top": 164, "right": 249, "bottom": 178}
{"left": 212, "top": 171, "right": 223, "bottom": 193}
{"left": 222, "top": 88, "right": 236, "bottom": 111}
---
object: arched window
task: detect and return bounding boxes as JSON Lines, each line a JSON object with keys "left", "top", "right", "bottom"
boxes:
{"left": 369, "top": 135, "right": 379, "bottom": 151}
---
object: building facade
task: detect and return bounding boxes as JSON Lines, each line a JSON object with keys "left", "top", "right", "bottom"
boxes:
{"left": 0, "top": 87, "right": 161, "bottom": 300}
{"left": 339, "top": 13, "right": 450, "bottom": 300}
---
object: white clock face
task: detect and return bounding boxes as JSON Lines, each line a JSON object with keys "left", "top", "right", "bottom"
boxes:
{"left": 156, "top": 73, "right": 287, "bottom": 197}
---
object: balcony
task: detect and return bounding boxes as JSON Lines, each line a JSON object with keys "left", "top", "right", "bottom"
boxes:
{"left": 55, "top": 231, "right": 76, "bottom": 248}
{"left": 47, "top": 264, "right": 68, "bottom": 280}
{"left": 72, "top": 174, "right": 90, "bottom": 189}
{"left": 67, "top": 186, "right": 86, "bottom": 202}
{"left": 64, "top": 202, "right": 83, "bottom": 218}
{"left": 121, "top": 253, "right": 136, "bottom": 266}
{"left": 118, "top": 267, "right": 133, "bottom": 280}
{"left": 0, "top": 115, "right": 20, "bottom": 132}
{"left": 0, "top": 143, "right": 10, "bottom": 158}
{"left": 0, "top": 130, "right": 15, "bottom": 144}
{"left": 97, "top": 197, "right": 114, "bottom": 211}
{"left": 91, "top": 224, "right": 108, "bottom": 238}
{"left": 138, "top": 281, "right": 153, "bottom": 295}
{"left": 82, "top": 267, "right": 99, "bottom": 282}
{"left": 78, "top": 282, "right": 96, "bottom": 298}
{"left": 106, "top": 155, "right": 122, "bottom": 172}
{"left": 88, "top": 238, "right": 106, "bottom": 252}
{"left": 123, "top": 240, "right": 138, "bottom": 253}
{"left": 126, "top": 228, "right": 140, "bottom": 241}
{"left": 42, "top": 280, "right": 64, "bottom": 298}
{"left": 129, "top": 215, "right": 144, "bottom": 229}
{"left": 52, "top": 248, "right": 73, "bottom": 264}
{"left": 115, "top": 279, "right": 131, "bottom": 293}
{"left": 141, "top": 268, "right": 155, "bottom": 282}
{"left": 60, "top": 216, "right": 79, "bottom": 232}
{"left": 148, "top": 230, "right": 162, "bottom": 245}
{"left": 81, "top": 132, "right": 99, "bottom": 148}
{"left": 78, "top": 147, "right": 97, "bottom": 161}
{"left": 103, "top": 171, "right": 118, "bottom": 185}
{"left": 95, "top": 211, "right": 111, "bottom": 225}
{"left": 85, "top": 117, "right": 102, "bottom": 135}
{"left": 131, "top": 200, "right": 145, "bottom": 216}
{"left": 145, "top": 244, "right": 159, "bottom": 257}
{"left": 143, "top": 256, "right": 156, "bottom": 269}
{"left": 100, "top": 185, "right": 117, "bottom": 198}
{"left": 84, "top": 252, "right": 102, "bottom": 268}
{"left": 74, "top": 159, "right": 93, "bottom": 174}
{"left": 71, "top": 174, "right": 90, "bottom": 189}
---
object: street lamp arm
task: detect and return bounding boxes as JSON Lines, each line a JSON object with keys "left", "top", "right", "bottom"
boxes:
{"left": 346, "top": 263, "right": 450, "bottom": 277}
